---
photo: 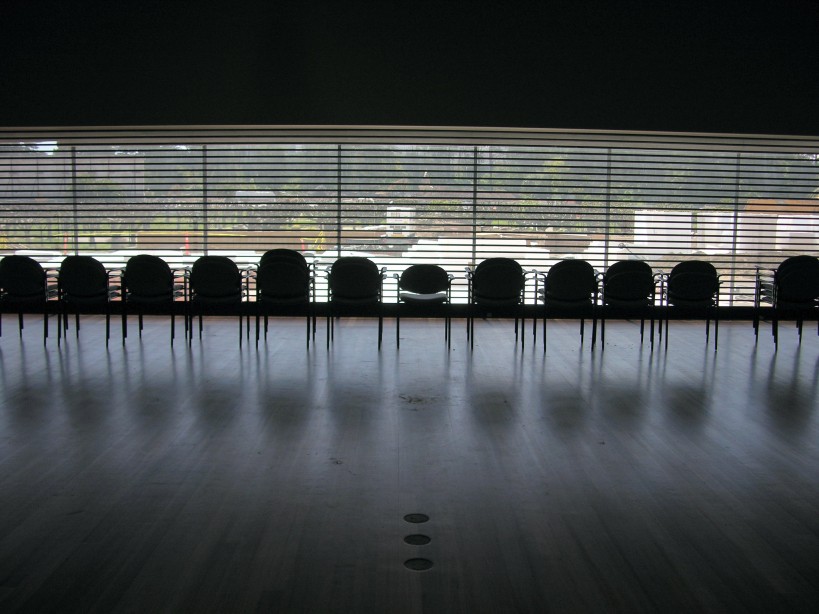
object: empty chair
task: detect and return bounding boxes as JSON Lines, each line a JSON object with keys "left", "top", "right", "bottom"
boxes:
{"left": 259, "top": 248, "right": 311, "bottom": 269}
{"left": 0, "top": 255, "right": 57, "bottom": 344}
{"left": 122, "top": 254, "right": 185, "bottom": 345}
{"left": 663, "top": 260, "right": 720, "bottom": 351}
{"left": 326, "top": 257, "right": 385, "bottom": 349}
{"left": 536, "top": 259, "right": 599, "bottom": 351}
{"left": 394, "top": 263, "right": 453, "bottom": 349}
{"left": 255, "top": 249, "right": 314, "bottom": 348}
{"left": 600, "top": 259, "right": 657, "bottom": 346}
{"left": 58, "top": 255, "right": 119, "bottom": 346}
{"left": 188, "top": 256, "right": 245, "bottom": 346}
{"left": 466, "top": 258, "right": 526, "bottom": 350}
{"left": 755, "top": 255, "right": 819, "bottom": 346}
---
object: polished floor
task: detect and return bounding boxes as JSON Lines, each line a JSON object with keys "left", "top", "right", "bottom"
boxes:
{"left": 0, "top": 315, "right": 818, "bottom": 613}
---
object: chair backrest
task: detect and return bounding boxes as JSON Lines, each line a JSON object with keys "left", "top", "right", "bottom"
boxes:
{"left": 190, "top": 256, "right": 242, "bottom": 299}
{"left": 259, "top": 249, "right": 309, "bottom": 269}
{"left": 603, "top": 260, "right": 654, "bottom": 302}
{"left": 59, "top": 256, "right": 109, "bottom": 298}
{"left": 399, "top": 264, "right": 449, "bottom": 295}
{"left": 124, "top": 254, "right": 174, "bottom": 299}
{"left": 256, "top": 259, "right": 311, "bottom": 300}
{"left": 0, "top": 255, "right": 47, "bottom": 298}
{"left": 544, "top": 259, "right": 597, "bottom": 301}
{"left": 472, "top": 258, "right": 525, "bottom": 301}
{"left": 667, "top": 260, "right": 719, "bottom": 301}
{"left": 775, "top": 255, "right": 819, "bottom": 302}
{"left": 329, "top": 257, "right": 382, "bottom": 300}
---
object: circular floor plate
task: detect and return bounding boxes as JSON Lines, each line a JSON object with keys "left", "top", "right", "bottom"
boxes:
{"left": 403, "top": 534, "right": 431, "bottom": 545}
{"left": 404, "top": 558, "right": 433, "bottom": 571}
{"left": 403, "top": 513, "right": 430, "bottom": 523}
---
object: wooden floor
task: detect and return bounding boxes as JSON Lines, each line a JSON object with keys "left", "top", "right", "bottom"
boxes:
{"left": 0, "top": 314, "right": 818, "bottom": 613}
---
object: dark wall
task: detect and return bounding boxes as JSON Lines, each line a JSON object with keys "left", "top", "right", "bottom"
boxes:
{"left": 2, "top": 1, "right": 818, "bottom": 135}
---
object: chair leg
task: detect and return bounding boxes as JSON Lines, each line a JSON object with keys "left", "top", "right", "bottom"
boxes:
{"left": 171, "top": 313, "right": 175, "bottom": 346}
{"left": 396, "top": 314, "right": 400, "bottom": 349}
{"left": 255, "top": 311, "right": 260, "bottom": 348}
{"left": 18, "top": 312, "right": 24, "bottom": 336}
{"left": 378, "top": 314, "right": 383, "bottom": 350}
{"left": 580, "top": 317, "right": 585, "bottom": 344}
{"left": 591, "top": 313, "right": 597, "bottom": 348}
{"left": 105, "top": 310, "right": 110, "bottom": 347}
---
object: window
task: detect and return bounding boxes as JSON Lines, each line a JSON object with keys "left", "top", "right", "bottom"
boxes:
{"left": 2, "top": 127, "right": 818, "bottom": 304}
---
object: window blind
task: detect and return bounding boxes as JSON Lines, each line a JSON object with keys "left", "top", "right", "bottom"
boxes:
{"left": 2, "top": 127, "right": 818, "bottom": 305}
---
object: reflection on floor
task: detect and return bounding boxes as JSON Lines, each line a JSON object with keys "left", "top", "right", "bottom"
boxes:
{"left": 0, "top": 316, "right": 818, "bottom": 612}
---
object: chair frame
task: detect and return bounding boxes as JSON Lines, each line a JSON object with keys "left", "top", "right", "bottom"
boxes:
{"left": 600, "top": 259, "right": 657, "bottom": 347}
{"left": 534, "top": 259, "right": 600, "bottom": 351}
{"left": 121, "top": 254, "right": 187, "bottom": 346}
{"left": 466, "top": 258, "right": 527, "bottom": 350}
{"left": 754, "top": 255, "right": 819, "bottom": 346}
{"left": 325, "top": 257, "right": 386, "bottom": 350}
{"left": 0, "top": 255, "right": 59, "bottom": 345}
{"left": 662, "top": 260, "right": 721, "bottom": 351}
{"left": 187, "top": 256, "right": 246, "bottom": 347}
{"left": 56, "top": 255, "right": 120, "bottom": 347}
{"left": 254, "top": 250, "right": 315, "bottom": 349}
{"left": 393, "top": 264, "right": 453, "bottom": 349}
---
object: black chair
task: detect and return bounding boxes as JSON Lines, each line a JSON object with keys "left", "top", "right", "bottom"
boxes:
{"left": 122, "top": 254, "right": 185, "bottom": 345}
{"left": 601, "top": 259, "right": 657, "bottom": 346}
{"left": 0, "top": 255, "right": 58, "bottom": 344}
{"left": 188, "top": 256, "right": 245, "bottom": 346}
{"left": 755, "top": 255, "right": 819, "bottom": 346}
{"left": 326, "top": 257, "right": 385, "bottom": 349}
{"left": 255, "top": 249, "right": 314, "bottom": 348}
{"left": 394, "top": 264, "right": 453, "bottom": 349}
{"left": 57, "top": 255, "right": 119, "bottom": 346}
{"left": 466, "top": 258, "right": 526, "bottom": 350}
{"left": 536, "top": 259, "right": 599, "bottom": 351}
{"left": 663, "top": 260, "right": 720, "bottom": 351}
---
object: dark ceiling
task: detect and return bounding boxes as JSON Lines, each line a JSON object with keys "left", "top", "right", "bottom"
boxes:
{"left": 2, "top": 1, "right": 818, "bottom": 135}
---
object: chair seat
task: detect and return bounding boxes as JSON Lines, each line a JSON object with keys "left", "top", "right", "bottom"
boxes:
{"left": 399, "top": 291, "right": 447, "bottom": 304}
